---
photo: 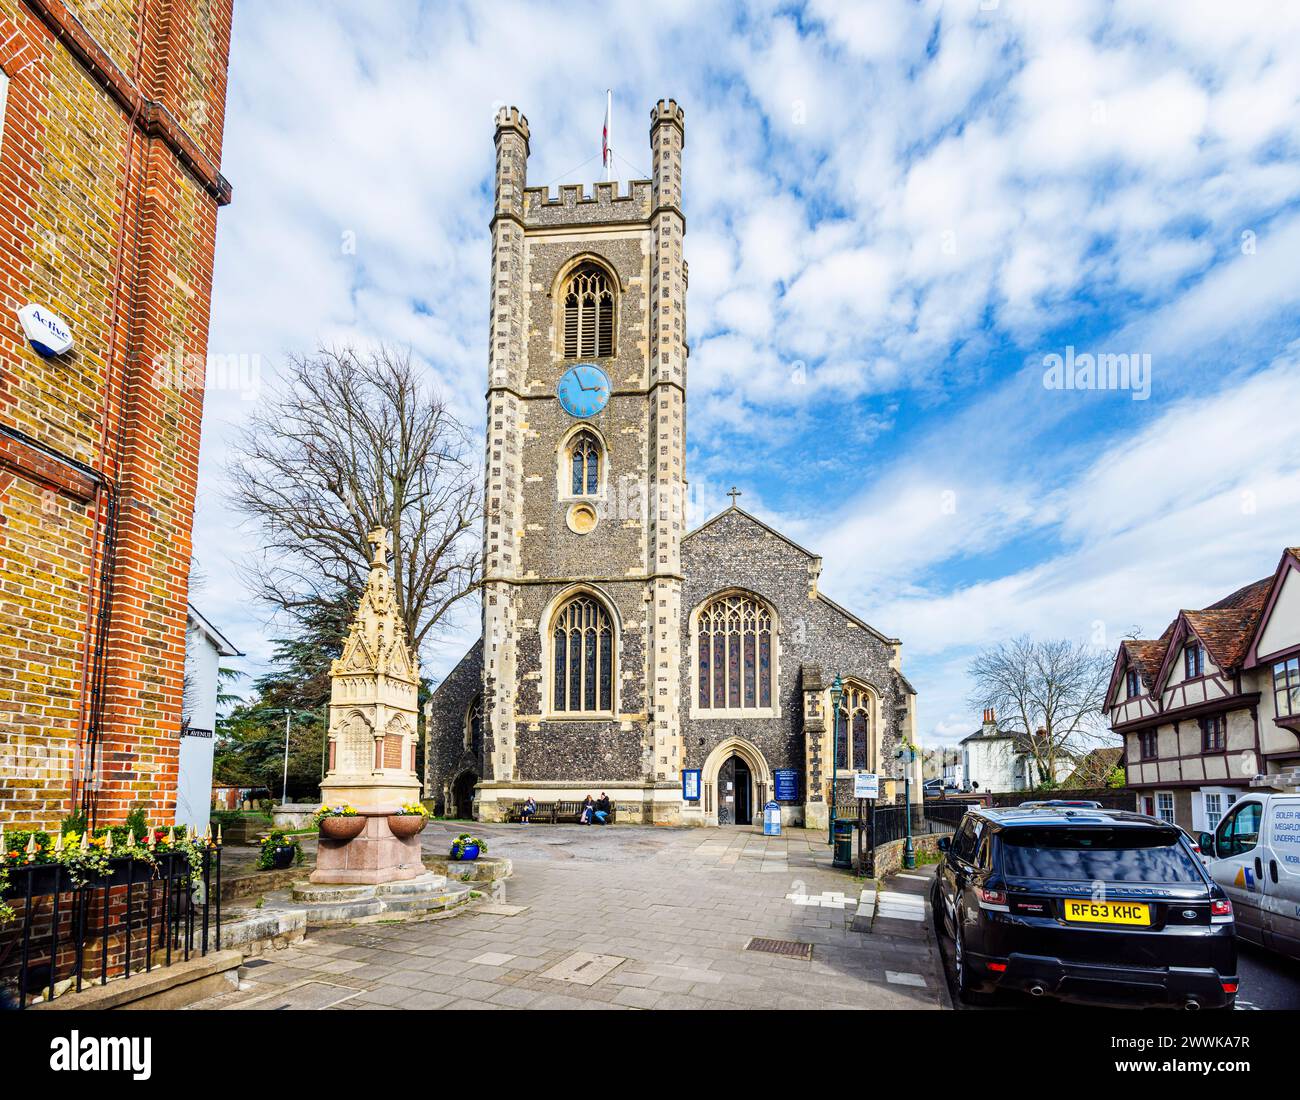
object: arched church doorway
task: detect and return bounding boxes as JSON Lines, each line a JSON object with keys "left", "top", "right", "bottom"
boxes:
{"left": 718, "top": 754, "right": 754, "bottom": 825}
{"left": 451, "top": 771, "right": 478, "bottom": 820}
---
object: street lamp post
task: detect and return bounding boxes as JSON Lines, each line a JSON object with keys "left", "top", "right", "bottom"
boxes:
{"left": 279, "top": 708, "right": 316, "bottom": 806}
{"left": 900, "top": 740, "right": 917, "bottom": 869}
{"left": 281, "top": 709, "right": 292, "bottom": 806}
{"left": 828, "top": 674, "right": 843, "bottom": 845}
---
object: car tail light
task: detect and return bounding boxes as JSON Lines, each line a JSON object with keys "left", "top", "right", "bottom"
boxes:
{"left": 978, "top": 887, "right": 1010, "bottom": 912}
{"left": 1211, "top": 898, "right": 1233, "bottom": 923}
{"left": 1221, "top": 981, "right": 1238, "bottom": 994}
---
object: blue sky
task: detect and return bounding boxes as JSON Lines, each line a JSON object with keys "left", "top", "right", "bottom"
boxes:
{"left": 193, "top": 0, "right": 1300, "bottom": 747}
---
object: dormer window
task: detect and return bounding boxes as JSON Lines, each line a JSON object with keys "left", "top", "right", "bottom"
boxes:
{"left": 1125, "top": 669, "right": 1141, "bottom": 698}
{"left": 1184, "top": 642, "right": 1204, "bottom": 679}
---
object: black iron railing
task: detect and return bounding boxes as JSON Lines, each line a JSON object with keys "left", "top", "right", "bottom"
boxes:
{"left": 855, "top": 799, "right": 978, "bottom": 874}
{"left": 0, "top": 844, "right": 222, "bottom": 1010}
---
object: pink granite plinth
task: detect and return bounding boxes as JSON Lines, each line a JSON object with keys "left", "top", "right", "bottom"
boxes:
{"left": 309, "top": 812, "right": 425, "bottom": 884}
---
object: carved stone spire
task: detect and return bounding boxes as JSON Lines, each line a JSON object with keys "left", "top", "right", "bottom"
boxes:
{"left": 319, "top": 526, "right": 421, "bottom": 817}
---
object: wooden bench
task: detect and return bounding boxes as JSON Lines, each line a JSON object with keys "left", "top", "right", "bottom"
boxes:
{"left": 504, "top": 800, "right": 618, "bottom": 824}
{"left": 554, "top": 800, "right": 618, "bottom": 823}
{"left": 505, "top": 800, "right": 556, "bottom": 823}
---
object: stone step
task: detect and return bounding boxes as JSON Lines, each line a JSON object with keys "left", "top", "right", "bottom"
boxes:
{"left": 291, "top": 882, "right": 374, "bottom": 904}
{"left": 380, "top": 887, "right": 471, "bottom": 914}
{"left": 374, "top": 873, "right": 448, "bottom": 897}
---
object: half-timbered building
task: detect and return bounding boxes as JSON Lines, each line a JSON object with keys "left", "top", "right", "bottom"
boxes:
{"left": 1106, "top": 547, "right": 1300, "bottom": 832}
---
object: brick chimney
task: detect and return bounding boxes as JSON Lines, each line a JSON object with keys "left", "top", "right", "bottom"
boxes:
{"left": 982, "top": 708, "right": 997, "bottom": 737}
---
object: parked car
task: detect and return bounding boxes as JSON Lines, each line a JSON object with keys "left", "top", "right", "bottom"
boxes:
{"left": 932, "top": 805, "right": 1237, "bottom": 1009}
{"left": 1017, "top": 799, "right": 1103, "bottom": 809}
{"left": 924, "top": 778, "right": 945, "bottom": 797}
{"left": 1199, "top": 792, "right": 1300, "bottom": 961}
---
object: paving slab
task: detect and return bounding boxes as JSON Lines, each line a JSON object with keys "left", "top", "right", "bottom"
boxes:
{"left": 186, "top": 824, "right": 947, "bottom": 1011}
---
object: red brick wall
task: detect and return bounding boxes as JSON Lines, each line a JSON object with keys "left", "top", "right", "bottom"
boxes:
{"left": 0, "top": 0, "right": 234, "bottom": 830}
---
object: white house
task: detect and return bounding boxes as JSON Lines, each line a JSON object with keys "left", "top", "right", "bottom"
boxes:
{"left": 176, "top": 604, "right": 241, "bottom": 832}
{"left": 959, "top": 709, "right": 1071, "bottom": 793}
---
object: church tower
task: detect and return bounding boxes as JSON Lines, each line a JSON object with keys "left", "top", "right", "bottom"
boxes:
{"left": 478, "top": 100, "right": 688, "bottom": 822}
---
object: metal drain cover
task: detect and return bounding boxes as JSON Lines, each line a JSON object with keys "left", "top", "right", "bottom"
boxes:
{"left": 745, "top": 937, "right": 812, "bottom": 960}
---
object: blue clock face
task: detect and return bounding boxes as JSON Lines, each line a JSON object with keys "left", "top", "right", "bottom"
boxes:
{"left": 556, "top": 363, "right": 610, "bottom": 419}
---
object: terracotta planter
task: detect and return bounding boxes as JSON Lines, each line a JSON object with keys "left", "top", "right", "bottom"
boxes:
{"left": 319, "top": 815, "right": 365, "bottom": 841}
{"left": 386, "top": 814, "right": 427, "bottom": 839}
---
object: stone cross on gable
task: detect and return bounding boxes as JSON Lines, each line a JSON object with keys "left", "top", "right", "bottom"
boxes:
{"left": 727, "top": 486, "right": 742, "bottom": 507}
{"left": 367, "top": 526, "right": 392, "bottom": 567}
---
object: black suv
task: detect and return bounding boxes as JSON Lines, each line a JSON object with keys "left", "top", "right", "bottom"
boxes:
{"left": 932, "top": 806, "right": 1237, "bottom": 1009}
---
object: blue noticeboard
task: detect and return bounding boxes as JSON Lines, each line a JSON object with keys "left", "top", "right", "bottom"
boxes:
{"left": 682, "top": 769, "right": 702, "bottom": 802}
{"left": 763, "top": 801, "right": 782, "bottom": 836}
{"left": 774, "top": 769, "right": 799, "bottom": 802}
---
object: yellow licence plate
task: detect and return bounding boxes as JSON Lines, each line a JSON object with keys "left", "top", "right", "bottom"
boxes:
{"left": 1063, "top": 899, "right": 1151, "bottom": 926}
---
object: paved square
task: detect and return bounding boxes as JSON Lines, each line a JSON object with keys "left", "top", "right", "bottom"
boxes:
{"left": 189, "top": 823, "right": 947, "bottom": 1011}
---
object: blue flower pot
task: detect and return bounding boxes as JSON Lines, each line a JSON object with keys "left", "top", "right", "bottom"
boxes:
{"left": 451, "top": 843, "right": 480, "bottom": 862}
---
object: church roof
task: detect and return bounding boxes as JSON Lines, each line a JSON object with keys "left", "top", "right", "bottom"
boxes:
{"left": 683, "top": 504, "right": 820, "bottom": 561}
{"left": 814, "top": 591, "right": 900, "bottom": 646}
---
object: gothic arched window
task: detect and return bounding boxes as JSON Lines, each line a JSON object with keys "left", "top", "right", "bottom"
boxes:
{"left": 568, "top": 430, "right": 601, "bottom": 496}
{"left": 695, "top": 592, "right": 773, "bottom": 711}
{"left": 835, "top": 682, "right": 872, "bottom": 771}
{"left": 562, "top": 263, "right": 615, "bottom": 358}
{"left": 464, "top": 694, "right": 483, "bottom": 754}
{"left": 552, "top": 595, "right": 614, "bottom": 713}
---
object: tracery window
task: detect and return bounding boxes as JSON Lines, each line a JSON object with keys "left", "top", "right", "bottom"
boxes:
{"left": 568, "top": 429, "right": 601, "bottom": 496}
{"left": 562, "top": 263, "right": 615, "bottom": 358}
{"left": 695, "top": 593, "right": 773, "bottom": 711}
{"left": 835, "top": 682, "right": 871, "bottom": 771}
{"left": 552, "top": 595, "right": 614, "bottom": 713}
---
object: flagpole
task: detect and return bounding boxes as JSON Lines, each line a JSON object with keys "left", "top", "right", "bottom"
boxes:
{"left": 604, "top": 89, "right": 612, "bottom": 183}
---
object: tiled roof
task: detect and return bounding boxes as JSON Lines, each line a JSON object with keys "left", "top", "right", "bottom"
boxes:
{"left": 1120, "top": 571, "right": 1273, "bottom": 690}
{"left": 1184, "top": 605, "right": 1265, "bottom": 672}
{"left": 1204, "top": 576, "right": 1272, "bottom": 612}
{"left": 1122, "top": 638, "right": 1168, "bottom": 689}
{"left": 1178, "top": 574, "right": 1271, "bottom": 670}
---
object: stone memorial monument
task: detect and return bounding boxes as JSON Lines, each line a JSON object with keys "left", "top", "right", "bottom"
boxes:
{"left": 311, "top": 527, "right": 425, "bottom": 884}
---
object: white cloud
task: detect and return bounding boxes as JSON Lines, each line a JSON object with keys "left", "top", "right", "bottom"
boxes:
{"left": 193, "top": 0, "right": 1300, "bottom": 739}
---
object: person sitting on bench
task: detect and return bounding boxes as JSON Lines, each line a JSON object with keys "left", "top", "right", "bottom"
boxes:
{"left": 594, "top": 792, "right": 611, "bottom": 825}
{"left": 521, "top": 796, "right": 537, "bottom": 824}
{"left": 579, "top": 795, "right": 595, "bottom": 824}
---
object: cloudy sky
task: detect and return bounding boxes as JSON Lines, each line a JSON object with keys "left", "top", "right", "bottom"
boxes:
{"left": 195, "top": 0, "right": 1300, "bottom": 747}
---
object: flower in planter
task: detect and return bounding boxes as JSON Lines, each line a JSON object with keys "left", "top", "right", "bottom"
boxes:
{"left": 397, "top": 801, "right": 429, "bottom": 817}
{"left": 312, "top": 803, "right": 359, "bottom": 829}
{"left": 450, "top": 833, "right": 488, "bottom": 859}
{"left": 256, "top": 830, "right": 304, "bottom": 871}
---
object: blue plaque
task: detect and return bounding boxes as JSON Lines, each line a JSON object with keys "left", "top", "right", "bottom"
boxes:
{"left": 774, "top": 769, "right": 799, "bottom": 802}
{"left": 682, "top": 768, "right": 702, "bottom": 802}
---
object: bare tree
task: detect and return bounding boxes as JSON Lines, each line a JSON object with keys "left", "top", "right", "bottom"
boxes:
{"left": 967, "top": 635, "right": 1116, "bottom": 787}
{"left": 228, "top": 344, "right": 481, "bottom": 653}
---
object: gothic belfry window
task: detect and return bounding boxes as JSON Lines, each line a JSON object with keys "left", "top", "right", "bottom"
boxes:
{"left": 694, "top": 592, "right": 773, "bottom": 712}
{"left": 835, "top": 682, "right": 872, "bottom": 771}
{"left": 568, "top": 429, "right": 601, "bottom": 495}
{"left": 562, "top": 263, "right": 615, "bottom": 358}
{"left": 551, "top": 595, "right": 614, "bottom": 713}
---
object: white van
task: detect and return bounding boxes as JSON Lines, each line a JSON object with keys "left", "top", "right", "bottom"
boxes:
{"left": 1200, "top": 793, "right": 1300, "bottom": 960}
